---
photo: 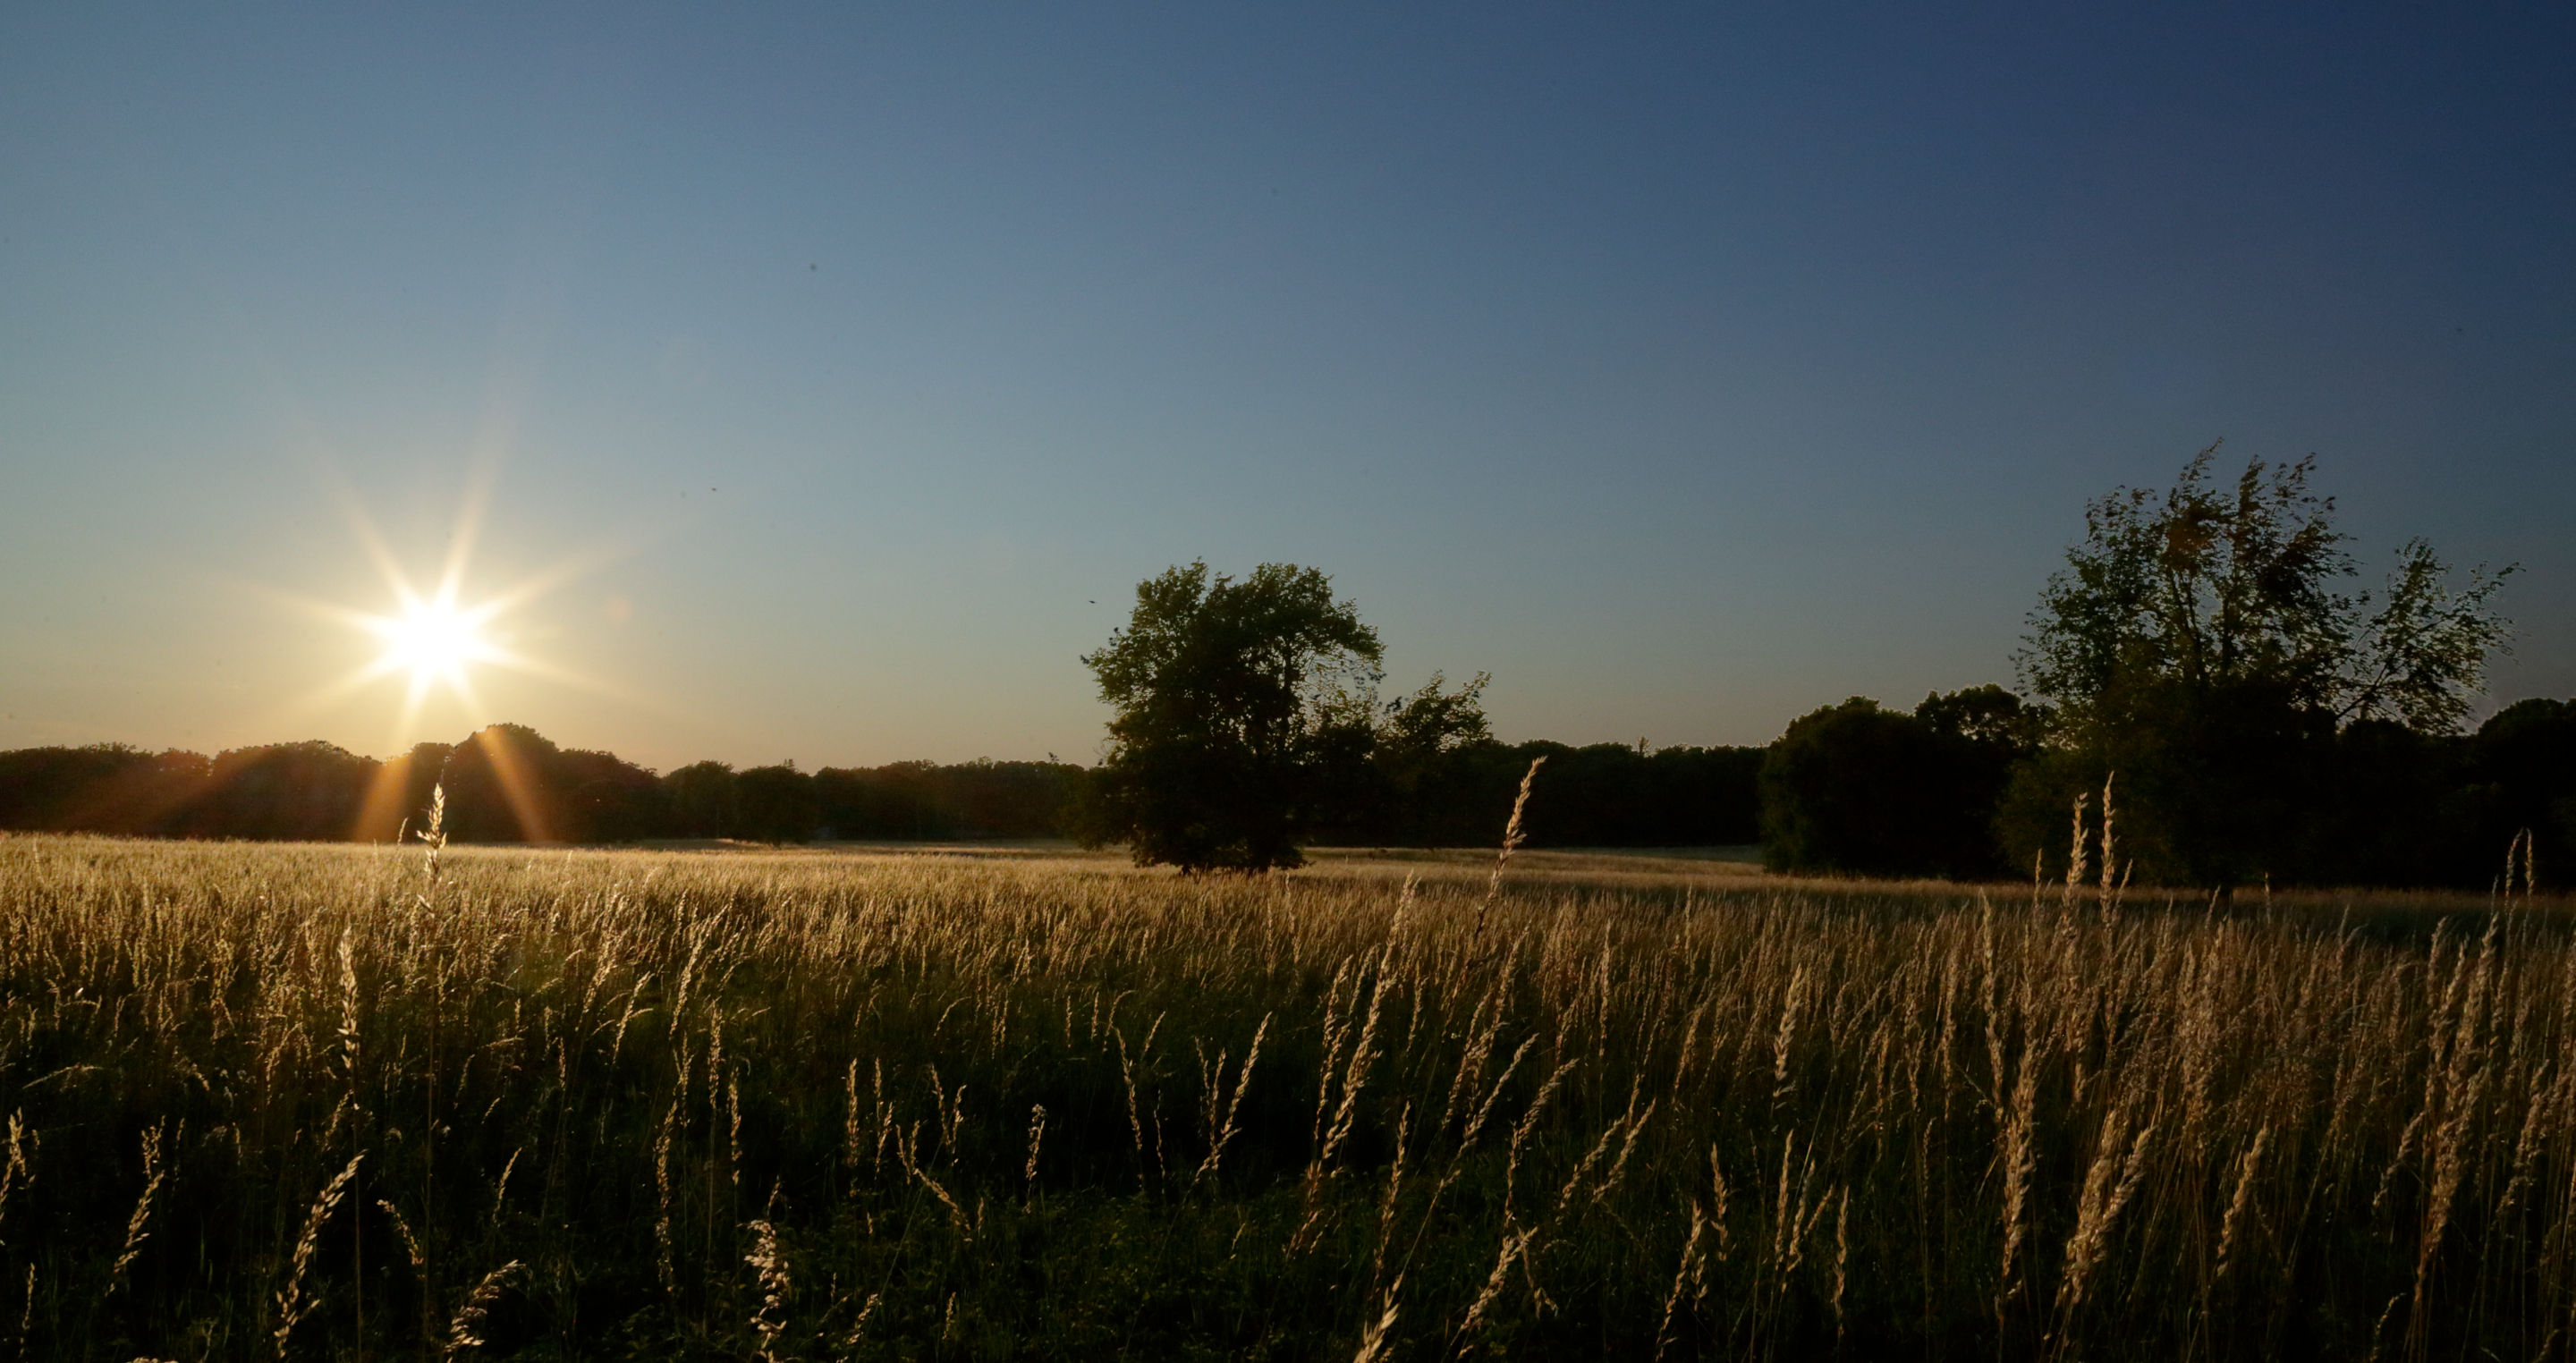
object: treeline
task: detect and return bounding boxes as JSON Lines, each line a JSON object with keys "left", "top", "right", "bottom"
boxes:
{"left": 6, "top": 697, "right": 2563, "bottom": 886}
{"left": 0, "top": 724, "right": 1086, "bottom": 844}
{"left": 0, "top": 724, "right": 1767, "bottom": 850}
{"left": 1323, "top": 739, "right": 1763, "bottom": 848}
{"left": 1762, "top": 689, "right": 2576, "bottom": 890}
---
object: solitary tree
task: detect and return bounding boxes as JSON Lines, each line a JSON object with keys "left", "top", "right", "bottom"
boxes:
{"left": 2009, "top": 444, "right": 2513, "bottom": 885}
{"left": 1079, "top": 562, "right": 1384, "bottom": 873}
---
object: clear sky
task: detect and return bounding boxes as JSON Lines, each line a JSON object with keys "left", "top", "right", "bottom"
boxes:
{"left": 4, "top": 3, "right": 2570, "bottom": 772}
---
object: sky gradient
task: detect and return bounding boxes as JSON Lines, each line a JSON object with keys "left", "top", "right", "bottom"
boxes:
{"left": 4, "top": 3, "right": 2570, "bottom": 771}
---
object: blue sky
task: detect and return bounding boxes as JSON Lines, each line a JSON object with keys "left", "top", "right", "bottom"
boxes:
{"left": 3, "top": 3, "right": 2569, "bottom": 770}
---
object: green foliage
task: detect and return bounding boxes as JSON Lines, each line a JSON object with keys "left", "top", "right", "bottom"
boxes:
{"left": 2020, "top": 447, "right": 2360, "bottom": 714}
{"left": 1365, "top": 671, "right": 1494, "bottom": 824}
{"left": 1079, "top": 562, "right": 1385, "bottom": 873}
{"left": 2013, "top": 445, "right": 2515, "bottom": 885}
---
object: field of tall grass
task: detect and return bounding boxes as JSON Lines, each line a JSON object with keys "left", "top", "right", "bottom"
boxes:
{"left": 0, "top": 828, "right": 2565, "bottom": 1359}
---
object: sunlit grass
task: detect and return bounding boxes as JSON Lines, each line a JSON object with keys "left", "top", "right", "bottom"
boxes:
{"left": 0, "top": 833, "right": 2563, "bottom": 1358}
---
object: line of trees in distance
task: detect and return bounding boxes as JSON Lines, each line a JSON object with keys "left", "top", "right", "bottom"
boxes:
{"left": 0, "top": 724, "right": 1766, "bottom": 851}
{"left": 1759, "top": 688, "right": 2574, "bottom": 888}
{"left": 0, "top": 728, "right": 1086, "bottom": 846}
{"left": 0, "top": 694, "right": 2563, "bottom": 890}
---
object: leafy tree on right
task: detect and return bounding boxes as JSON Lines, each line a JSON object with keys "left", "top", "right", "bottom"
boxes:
{"left": 2003, "top": 444, "right": 2513, "bottom": 887}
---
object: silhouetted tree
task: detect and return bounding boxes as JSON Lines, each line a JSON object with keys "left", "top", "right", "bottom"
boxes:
{"left": 2302, "top": 720, "right": 2484, "bottom": 888}
{"left": 813, "top": 761, "right": 940, "bottom": 838}
{"left": 735, "top": 764, "right": 818, "bottom": 842}
{"left": 554, "top": 745, "right": 671, "bottom": 842}
{"left": 175, "top": 741, "right": 375, "bottom": 841}
{"left": 1079, "top": 562, "right": 1383, "bottom": 873}
{"left": 664, "top": 761, "right": 741, "bottom": 839}
{"left": 1761, "top": 696, "right": 2018, "bottom": 878}
{"left": 432, "top": 725, "right": 564, "bottom": 842}
{"left": 2472, "top": 698, "right": 2576, "bottom": 882}
{"left": 808, "top": 760, "right": 1086, "bottom": 840}
{"left": 350, "top": 741, "right": 453, "bottom": 842}
{"left": 0, "top": 745, "right": 206, "bottom": 834}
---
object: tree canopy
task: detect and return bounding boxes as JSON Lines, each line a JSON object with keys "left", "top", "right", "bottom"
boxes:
{"left": 2007, "top": 445, "right": 2515, "bottom": 885}
{"left": 2019, "top": 444, "right": 2512, "bottom": 732}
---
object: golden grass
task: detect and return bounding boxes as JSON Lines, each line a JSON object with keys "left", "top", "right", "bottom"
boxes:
{"left": 0, "top": 830, "right": 2567, "bottom": 1358}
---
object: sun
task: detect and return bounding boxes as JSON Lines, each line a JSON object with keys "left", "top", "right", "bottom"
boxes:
{"left": 343, "top": 580, "right": 523, "bottom": 733}
{"left": 366, "top": 593, "right": 502, "bottom": 691}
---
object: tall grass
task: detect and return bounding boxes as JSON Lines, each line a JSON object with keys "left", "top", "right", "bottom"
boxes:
{"left": 0, "top": 830, "right": 2568, "bottom": 1359}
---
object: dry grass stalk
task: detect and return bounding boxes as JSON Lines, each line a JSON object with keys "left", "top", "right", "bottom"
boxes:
{"left": 1458, "top": 1037, "right": 1534, "bottom": 1156}
{"left": 1025, "top": 1104, "right": 1047, "bottom": 1190}
{"left": 2097, "top": 773, "right": 2117, "bottom": 908}
{"left": 654, "top": 1090, "right": 681, "bottom": 1295}
{"left": 272, "top": 1153, "right": 364, "bottom": 1357}
{"left": 1439, "top": 964, "right": 1513, "bottom": 1138}
{"left": 376, "top": 1198, "right": 434, "bottom": 1343}
{"left": 2056, "top": 1108, "right": 2156, "bottom": 1316}
{"left": 444, "top": 1259, "right": 522, "bottom": 1358}
{"left": 1996, "top": 1058, "right": 2039, "bottom": 1314}
{"left": 1113, "top": 1024, "right": 1148, "bottom": 1190}
{"left": 1653, "top": 1201, "right": 1709, "bottom": 1359}
{"left": 744, "top": 1218, "right": 789, "bottom": 1361}
{"left": 1707, "top": 1144, "right": 1733, "bottom": 1263}
{"left": 894, "top": 1122, "right": 972, "bottom": 1232}
{"left": 1829, "top": 1185, "right": 1851, "bottom": 1336}
{"left": 1768, "top": 1133, "right": 1826, "bottom": 1278}
{"left": 1194, "top": 1012, "right": 1270, "bottom": 1186}
{"left": 0, "top": 1112, "right": 27, "bottom": 1225}
{"left": 491, "top": 1146, "right": 521, "bottom": 1226}
{"left": 2213, "top": 1123, "right": 2271, "bottom": 1284}
{"left": 1352, "top": 1274, "right": 1403, "bottom": 1363}
{"left": 1771, "top": 964, "right": 1807, "bottom": 1113}
{"left": 1451, "top": 1221, "right": 1533, "bottom": 1359}
{"left": 413, "top": 781, "right": 447, "bottom": 890}
{"left": 335, "top": 928, "right": 360, "bottom": 1081}
{"left": 1320, "top": 955, "right": 1392, "bottom": 1175}
{"left": 1503, "top": 1058, "right": 1580, "bottom": 1217}
{"left": 1477, "top": 758, "right": 1546, "bottom": 932}
{"left": 1368, "top": 1103, "right": 1412, "bottom": 1286}
{"left": 2064, "top": 792, "right": 2091, "bottom": 901}
{"left": 839, "top": 1291, "right": 883, "bottom": 1350}
{"left": 106, "top": 1125, "right": 165, "bottom": 1293}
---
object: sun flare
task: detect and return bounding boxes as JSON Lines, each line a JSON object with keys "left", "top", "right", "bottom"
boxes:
{"left": 261, "top": 470, "right": 648, "bottom": 757}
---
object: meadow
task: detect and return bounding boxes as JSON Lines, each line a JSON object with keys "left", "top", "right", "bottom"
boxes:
{"left": 0, "top": 831, "right": 2565, "bottom": 1359}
